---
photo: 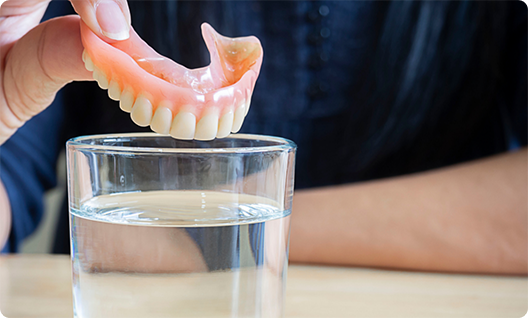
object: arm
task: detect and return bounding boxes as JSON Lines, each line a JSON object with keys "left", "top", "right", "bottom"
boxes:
{"left": 0, "top": 0, "right": 130, "bottom": 251}
{"left": 289, "top": 149, "right": 527, "bottom": 275}
{"left": 0, "top": 182, "right": 10, "bottom": 250}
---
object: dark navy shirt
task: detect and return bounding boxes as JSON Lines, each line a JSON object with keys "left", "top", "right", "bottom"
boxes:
{"left": 1, "top": 1, "right": 526, "bottom": 252}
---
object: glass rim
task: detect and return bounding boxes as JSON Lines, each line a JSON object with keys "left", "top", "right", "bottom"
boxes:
{"left": 67, "top": 133, "right": 296, "bottom": 154}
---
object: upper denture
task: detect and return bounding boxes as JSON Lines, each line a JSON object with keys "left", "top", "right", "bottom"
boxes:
{"left": 80, "top": 21, "right": 263, "bottom": 140}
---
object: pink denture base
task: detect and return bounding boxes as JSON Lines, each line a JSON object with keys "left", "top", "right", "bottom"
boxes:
{"left": 80, "top": 21, "right": 263, "bottom": 119}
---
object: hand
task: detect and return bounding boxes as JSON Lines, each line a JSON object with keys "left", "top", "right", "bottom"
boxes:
{"left": 74, "top": 217, "right": 208, "bottom": 274}
{"left": 0, "top": 0, "right": 131, "bottom": 145}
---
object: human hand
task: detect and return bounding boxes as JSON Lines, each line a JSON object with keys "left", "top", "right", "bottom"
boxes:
{"left": 74, "top": 216, "right": 208, "bottom": 274}
{"left": 0, "top": 0, "right": 130, "bottom": 145}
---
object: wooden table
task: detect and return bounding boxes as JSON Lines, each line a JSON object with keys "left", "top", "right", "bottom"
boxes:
{"left": 0, "top": 255, "right": 526, "bottom": 318}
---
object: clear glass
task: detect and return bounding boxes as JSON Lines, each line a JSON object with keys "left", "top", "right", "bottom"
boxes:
{"left": 66, "top": 133, "right": 296, "bottom": 318}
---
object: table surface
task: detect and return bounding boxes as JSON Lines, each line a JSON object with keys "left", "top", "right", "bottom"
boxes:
{"left": 0, "top": 254, "right": 526, "bottom": 318}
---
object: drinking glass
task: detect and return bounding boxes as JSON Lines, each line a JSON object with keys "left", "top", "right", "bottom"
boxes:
{"left": 66, "top": 133, "right": 296, "bottom": 318}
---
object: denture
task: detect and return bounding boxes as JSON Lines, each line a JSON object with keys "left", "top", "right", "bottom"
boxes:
{"left": 80, "top": 21, "right": 263, "bottom": 140}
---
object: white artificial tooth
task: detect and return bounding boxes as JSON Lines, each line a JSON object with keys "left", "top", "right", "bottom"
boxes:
{"left": 91, "top": 70, "right": 99, "bottom": 82}
{"left": 245, "top": 91, "right": 252, "bottom": 116}
{"left": 170, "top": 112, "right": 196, "bottom": 140}
{"left": 130, "top": 95, "right": 153, "bottom": 127}
{"left": 107, "top": 81, "right": 121, "bottom": 101}
{"left": 231, "top": 104, "right": 246, "bottom": 133}
{"left": 217, "top": 111, "right": 234, "bottom": 138}
{"left": 84, "top": 54, "right": 95, "bottom": 71}
{"left": 150, "top": 105, "right": 172, "bottom": 135}
{"left": 244, "top": 99, "right": 251, "bottom": 116}
{"left": 119, "top": 90, "right": 135, "bottom": 113}
{"left": 91, "top": 68, "right": 100, "bottom": 80}
{"left": 82, "top": 50, "right": 87, "bottom": 63}
{"left": 195, "top": 113, "right": 219, "bottom": 141}
{"left": 92, "top": 67, "right": 109, "bottom": 89}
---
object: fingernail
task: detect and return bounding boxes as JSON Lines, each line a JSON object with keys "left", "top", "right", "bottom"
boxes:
{"left": 95, "top": 1, "right": 130, "bottom": 41}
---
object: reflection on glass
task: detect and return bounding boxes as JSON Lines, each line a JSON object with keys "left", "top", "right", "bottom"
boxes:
{"left": 67, "top": 133, "right": 296, "bottom": 318}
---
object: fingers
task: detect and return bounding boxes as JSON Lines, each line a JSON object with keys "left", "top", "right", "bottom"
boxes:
{"left": 69, "top": 0, "right": 131, "bottom": 41}
{"left": 0, "top": 181, "right": 11, "bottom": 252}
{"left": 1, "top": 15, "right": 91, "bottom": 143}
{"left": 0, "top": 0, "right": 49, "bottom": 17}
{"left": 0, "top": 0, "right": 51, "bottom": 43}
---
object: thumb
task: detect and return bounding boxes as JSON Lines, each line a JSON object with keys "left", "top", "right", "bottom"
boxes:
{"left": 1, "top": 15, "right": 91, "bottom": 144}
{"left": 69, "top": 0, "right": 131, "bottom": 41}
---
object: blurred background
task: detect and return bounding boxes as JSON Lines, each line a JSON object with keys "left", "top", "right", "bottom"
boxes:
{"left": 19, "top": 154, "right": 65, "bottom": 253}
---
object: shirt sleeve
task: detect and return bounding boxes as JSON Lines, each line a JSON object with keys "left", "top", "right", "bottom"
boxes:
{"left": 503, "top": 3, "right": 527, "bottom": 148}
{"left": 0, "top": 94, "right": 65, "bottom": 252}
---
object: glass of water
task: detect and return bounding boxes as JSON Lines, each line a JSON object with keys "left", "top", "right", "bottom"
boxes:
{"left": 66, "top": 133, "right": 296, "bottom": 318}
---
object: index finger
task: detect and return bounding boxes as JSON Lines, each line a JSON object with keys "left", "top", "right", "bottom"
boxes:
{"left": 0, "top": 0, "right": 51, "bottom": 44}
{"left": 69, "top": 0, "right": 131, "bottom": 41}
